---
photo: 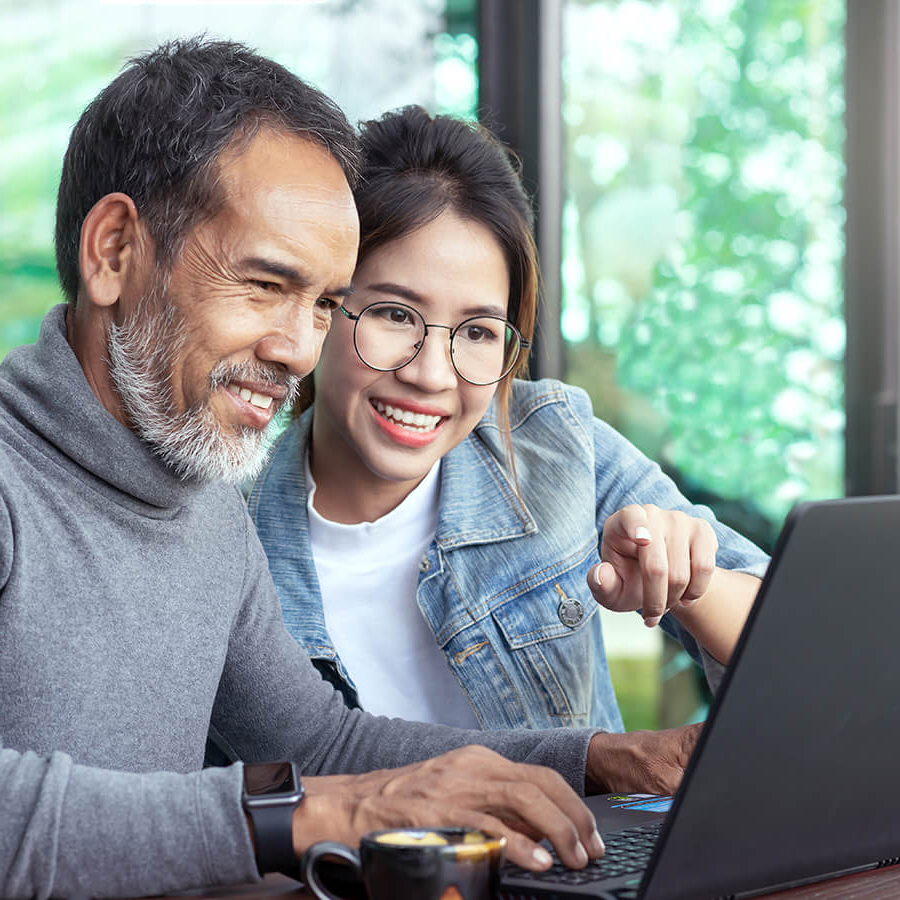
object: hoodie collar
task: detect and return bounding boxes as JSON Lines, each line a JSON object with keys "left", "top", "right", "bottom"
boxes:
{"left": 435, "top": 414, "right": 536, "bottom": 548}
{"left": 0, "top": 304, "right": 201, "bottom": 511}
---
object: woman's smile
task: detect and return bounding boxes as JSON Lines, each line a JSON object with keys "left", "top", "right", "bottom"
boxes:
{"left": 370, "top": 398, "right": 448, "bottom": 447}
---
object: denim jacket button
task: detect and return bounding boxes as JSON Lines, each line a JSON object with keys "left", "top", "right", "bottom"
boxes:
{"left": 419, "top": 555, "right": 431, "bottom": 572}
{"left": 558, "top": 596, "right": 584, "bottom": 627}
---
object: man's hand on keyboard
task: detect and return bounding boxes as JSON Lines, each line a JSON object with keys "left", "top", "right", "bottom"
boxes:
{"left": 584, "top": 724, "right": 702, "bottom": 795}
{"left": 297, "top": 745, "right": 606, "bottom": 873}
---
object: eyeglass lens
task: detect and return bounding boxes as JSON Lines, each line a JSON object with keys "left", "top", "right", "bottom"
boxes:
{"left": 353, "top": 303, "right": 521, "bottom": 385}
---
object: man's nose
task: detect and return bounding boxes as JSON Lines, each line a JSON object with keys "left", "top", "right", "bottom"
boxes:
{"left": 254, "top": 309, "right": 322, "bottom": 379}
{"left": 396, "top": 326, "right": 458, "bottom": 392}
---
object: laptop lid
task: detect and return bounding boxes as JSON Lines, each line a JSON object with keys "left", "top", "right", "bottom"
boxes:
{"left": 499, "top": 495, "right": 900, "bottom": 900}
{"left": 642, "top": 494, "right": 900, "bottom": 898}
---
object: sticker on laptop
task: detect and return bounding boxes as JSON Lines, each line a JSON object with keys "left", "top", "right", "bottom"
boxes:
{"left": 607, "top": 794, "right": 674, "bottom": 812}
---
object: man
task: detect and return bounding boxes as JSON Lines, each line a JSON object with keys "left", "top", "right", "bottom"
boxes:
{"left": 0, "top": 38, "right": 699, "bottom": 898}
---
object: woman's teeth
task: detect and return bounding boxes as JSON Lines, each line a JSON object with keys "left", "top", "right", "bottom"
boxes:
{"left": 375, "top": 400, "right": 441, "bottom": 432}
{"left": 226, "top": 384, "right": 274, "bottom": 410}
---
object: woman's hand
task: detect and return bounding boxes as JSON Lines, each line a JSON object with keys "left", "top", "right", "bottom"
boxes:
{"left": 588, "top": 504, "right": 761, "bottom": 663}
{"left": 589, "top": 504, "right": 718, "bottom": 628}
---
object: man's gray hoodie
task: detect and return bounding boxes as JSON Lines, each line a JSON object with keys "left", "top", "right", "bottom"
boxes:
{"left": 0, "top": 305, "right": 596, "bottom": 899}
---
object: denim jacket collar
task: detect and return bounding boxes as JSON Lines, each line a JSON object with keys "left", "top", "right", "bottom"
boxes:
{"left": 436, "top": 418, "right": 537, "bottom": 549}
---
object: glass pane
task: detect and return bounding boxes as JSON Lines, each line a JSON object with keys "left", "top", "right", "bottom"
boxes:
{"left": 0, "top": 0, "right": 477, "bottom": 360}
{"left": 562, "top": 0, "right": 845, "bottom": 550}
{"left": 562, "top": 0, "right": 845, "bottom": 727}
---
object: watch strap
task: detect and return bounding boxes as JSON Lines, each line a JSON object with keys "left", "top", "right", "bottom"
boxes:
{"left": 242, "top": 762, "right": 304, "bottom": 876}
{"left": 246, "top": 796, "right": 297, "bottom": 875}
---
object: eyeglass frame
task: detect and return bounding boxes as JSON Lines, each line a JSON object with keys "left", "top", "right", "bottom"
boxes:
{"left": 336, "top": 301, "right": 531, "bottom": 386}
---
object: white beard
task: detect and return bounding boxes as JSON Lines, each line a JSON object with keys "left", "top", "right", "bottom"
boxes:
{"left": 106, "top": 288, "right": 298, "bottom": 484}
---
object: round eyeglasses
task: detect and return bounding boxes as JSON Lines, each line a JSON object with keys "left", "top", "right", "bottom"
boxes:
{"left": 337, "top": 302, "right": 530, "bottom": 386}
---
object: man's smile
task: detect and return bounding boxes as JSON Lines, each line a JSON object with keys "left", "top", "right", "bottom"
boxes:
{"left": 220, "top": 377, "right": 291, "bottom": 430}
{"left": 226, "top": 383, "right": 277, "bottom": 410}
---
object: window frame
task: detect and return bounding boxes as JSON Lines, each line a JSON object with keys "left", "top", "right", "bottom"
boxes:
{"left": 479, "top": 0, "right": 882, "bottom": 500}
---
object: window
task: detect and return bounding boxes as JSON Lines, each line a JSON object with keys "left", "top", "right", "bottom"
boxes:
{"left": 561, "top": 0, "right": 845, "bottom": 553}
{"left": 557, "top": 0, "right": 845, "bottom": 726}
{"left": 0, "top": 0, "right": 478, "bottom": 359}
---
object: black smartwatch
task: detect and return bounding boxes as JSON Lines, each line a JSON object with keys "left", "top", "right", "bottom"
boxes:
{"left": 241, "top": 761, "right": 304, "bottom": 875}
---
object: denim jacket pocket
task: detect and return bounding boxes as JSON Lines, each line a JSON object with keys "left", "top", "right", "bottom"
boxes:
{"left": 489, "top": 577, "right": 607, "bottom": 728}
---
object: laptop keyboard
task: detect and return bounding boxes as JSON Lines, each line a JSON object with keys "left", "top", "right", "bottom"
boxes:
{"left": 503, "top": 820, "right": 662, "bottom": 887}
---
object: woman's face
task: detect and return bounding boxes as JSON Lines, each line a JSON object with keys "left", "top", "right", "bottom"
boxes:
{"left": 310, "top": 209, "right": 511, "bottom": 523}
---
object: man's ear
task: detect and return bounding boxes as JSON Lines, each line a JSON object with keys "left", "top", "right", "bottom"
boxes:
{"left": 78, "top": 192, "right": 145, "bottom": 308}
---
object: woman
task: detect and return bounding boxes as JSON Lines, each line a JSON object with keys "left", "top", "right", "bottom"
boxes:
{"left": 247, "top": 105, "right": 768, "bottom": 732}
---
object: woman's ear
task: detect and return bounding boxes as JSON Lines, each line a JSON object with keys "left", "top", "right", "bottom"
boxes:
{"left": 78, "top": 192, "right": 145, "bottom": 308}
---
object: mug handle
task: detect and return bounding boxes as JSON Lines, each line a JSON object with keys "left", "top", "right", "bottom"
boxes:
{"left": 301, "top": 841, "right": 363, "bottom": 900}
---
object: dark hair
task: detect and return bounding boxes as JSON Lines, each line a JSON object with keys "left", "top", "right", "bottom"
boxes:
{"left": 298, "top": 105, "right": 539, "bottom": 465}
{"left": 354, "top": 105, "right": 538, "bottom": 343}
{"left": 54, "top": 37, "right": 361, "bottom": 305}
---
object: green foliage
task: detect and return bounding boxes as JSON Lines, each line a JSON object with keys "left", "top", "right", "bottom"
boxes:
{"left": 608, "top": 656, "right": 661, "bottom": 732}
{"left": 562, "top": 0, "right": 845, "bottom": 543}
{"left": 0, "top": 270, "right": 62, "bottom": 358}
{"left": 1, "top": 37, "right": 133, "bottom": 357}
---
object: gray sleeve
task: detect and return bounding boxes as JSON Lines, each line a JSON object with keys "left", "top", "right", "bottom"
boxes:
{"left": 697, "top": 647, "right": 727, "bottom": 694}
{"left": 0, "top": 515, "right": 596, "bottom": 900}
{"left": 212, "top": 527, "right": 598, "bottom": 794}
{"left": 0, "top": 744, "right": 258, "bottom": 900}
{"left": 0, "top": 492, "right": 11, "bottom": 591}
{"left": 1, "top": 487, "right": 258, "bottom": 898}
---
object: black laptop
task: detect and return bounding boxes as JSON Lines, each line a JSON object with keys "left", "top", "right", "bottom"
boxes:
{"left": 498, "top": 495, "right": 900, "bottom": 899}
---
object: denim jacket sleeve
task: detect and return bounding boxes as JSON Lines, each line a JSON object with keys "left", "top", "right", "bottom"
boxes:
{"left": 573, "top": 383, "right": 770, "bottom": 691}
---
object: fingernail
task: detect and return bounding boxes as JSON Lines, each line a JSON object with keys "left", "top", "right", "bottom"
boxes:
{"left": 589, "top": 830, "right": 604, "bottom": 856}
{"left": 589, "top": 565, "right": 602, "bottom": 589}
{"left": 533, "top": 846, "right": 553, "bottom": 868}
{"left": 575, "top": 842, "right": 589, "bottom": 866}
{"left": 635, "top": 526, "right": 652, "bottom": 541}
{"left": 644, "top": 616, "right": 661, "bottom": 628}
{"left": 681, "top": 597, "right": 697, "bottom": 607}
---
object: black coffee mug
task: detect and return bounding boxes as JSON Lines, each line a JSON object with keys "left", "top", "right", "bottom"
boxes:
{"left": 301, "top": 826, "right": 507, "bottom": 900}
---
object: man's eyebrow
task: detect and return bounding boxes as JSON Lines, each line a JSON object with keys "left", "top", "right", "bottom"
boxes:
{"left": 366, "top": 281, "right": 506, "bottom": 318}
{"left": 242, "top": 257, "right": 354, "bottom": 297}
{"left": 242, "top": 257, "right": 308, "bottom": 283}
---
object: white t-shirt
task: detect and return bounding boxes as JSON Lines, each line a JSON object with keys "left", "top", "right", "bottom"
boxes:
{"left": 306, "top": 455, "right": 480, "bottom": 728}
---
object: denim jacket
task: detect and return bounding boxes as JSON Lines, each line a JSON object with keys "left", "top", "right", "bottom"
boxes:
{"left": 247, "top": 378, "right": 770, "bottom": 733}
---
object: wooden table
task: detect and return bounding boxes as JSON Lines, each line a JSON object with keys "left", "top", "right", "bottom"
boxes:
{"left": 156, "top": 865, "right": 900, "bottom": 899}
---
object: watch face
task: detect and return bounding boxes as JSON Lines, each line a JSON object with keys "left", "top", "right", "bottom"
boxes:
{"left": 244, "top": 762, "right": 300, "bottom": 799}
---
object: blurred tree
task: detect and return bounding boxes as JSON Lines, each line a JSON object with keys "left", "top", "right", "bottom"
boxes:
{"left": 562, "top": 0, "right": 845, "bottom": 543}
